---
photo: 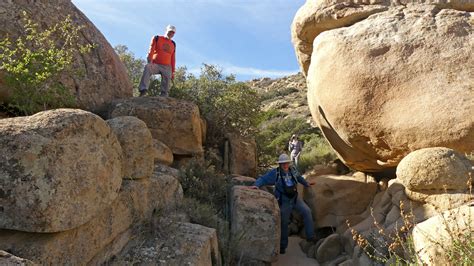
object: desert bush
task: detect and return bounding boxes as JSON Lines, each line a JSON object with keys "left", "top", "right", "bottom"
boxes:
{"left": 0, "top": 11, "right": 93, "bottom": 116}
{"left": 256, "top": 116, "right": 336, "bottom": 173}
{"left": 178, "top": 159, "right": 245, "bottom": 265}
{"left": 145, "top": 64, "right": 261, "bottom": 146}
{"left": 114, "top": 44, "right": 145, "bottom": 96}
{"left": 298, "top": 135, "right": 337, "bottom": 173}
{"left": 259, "top": 86, "right": 299, "bottom": 102}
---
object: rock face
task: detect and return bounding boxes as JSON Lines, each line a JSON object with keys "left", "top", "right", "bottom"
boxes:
{"left": 230, "top": 186, "right": 280, "bottom": 263}
{"left": 225, "top": 133, "right": 257, "bottom": 177}
{"left": 0, "top": 109, "right": 122, "bottom": 233}
{"left": 292, "top": 2, "right": 474, "bottom": 172}
{"left": 397, "top": 147, "right": 473, "bottom": 192}
{"left": 112, "top": 222, "right": 221, "bottom": 266}
{"left": 0, "top": 169, "right": 183, "bottom": 265}
{"left": 108, "top": 97, "right": 204, "bottom": 157}
{"left": 413, "top": 205, "right": 474, "bottom": 265}
{"left": 0, "top": 0, "right": 133, "bottom": 114}
{"left": 0, "top": 250, "right": 36, "bottom": 266}
{"left": 107, "top": 116, "right": 154, "bottom": 179}
{"left": 152, "top": 139, "right": 174, "bottom": 166}
{"left": 304, "top": 174, "right": 378, "bottom": 228}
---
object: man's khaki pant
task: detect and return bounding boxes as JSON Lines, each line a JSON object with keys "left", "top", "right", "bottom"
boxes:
{"left": 138, "top": 63, "right": 172, "bottom": 96}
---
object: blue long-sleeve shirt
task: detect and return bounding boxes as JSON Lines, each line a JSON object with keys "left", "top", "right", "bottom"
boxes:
{"left": 254, "top": 167, "right": 309, "bottom": 199}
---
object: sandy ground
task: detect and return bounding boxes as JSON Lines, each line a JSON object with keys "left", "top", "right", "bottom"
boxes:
{"left": 273, "top": 236, "right": 319, "bottom": 266}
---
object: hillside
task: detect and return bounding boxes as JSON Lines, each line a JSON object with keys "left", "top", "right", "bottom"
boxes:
{"left": 248, "top": 73, "right": 316, "bottom": 127}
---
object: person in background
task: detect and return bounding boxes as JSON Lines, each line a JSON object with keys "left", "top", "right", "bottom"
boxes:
{"left": 288, "top": 134, "right": 303, "bottom": 168}
{"left": 138, "top": 24, "right": 176, "bottom": 97}
{"left": 249, "top": 154, "right": 316, "bottom": 255}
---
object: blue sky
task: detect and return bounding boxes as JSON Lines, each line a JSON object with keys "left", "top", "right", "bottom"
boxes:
{"left": 72, "top": 0, "right": 305, "bottom": 81}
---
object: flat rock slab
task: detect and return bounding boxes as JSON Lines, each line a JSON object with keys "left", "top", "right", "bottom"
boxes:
{"left": 111, "top": 222, "right": 221, "bottom": 266}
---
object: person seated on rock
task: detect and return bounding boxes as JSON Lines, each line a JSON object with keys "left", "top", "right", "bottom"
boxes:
{"left": 288, "top": 134, "right": 303, "bottom": 168}
{"left": 249, "top": 154, "right": 316, "bottom": 254}
{"left": 138, "top": 24, "right": 176, "bottom": 97}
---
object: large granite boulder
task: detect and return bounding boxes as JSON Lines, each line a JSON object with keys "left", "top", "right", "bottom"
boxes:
{"left": 0, "top": 109, "right": 122, "bottom": 232}
{"left": 292, "top": 1, "right": 474, "bottom": 172}
{"left": 230, "top": 186, "right": 280, "bottom": 263}
{"left": 397, "top": 147, "right": 473, "bottom": 193}
{"left": 396, "top": 147, "right": 473, "bottom": 211}
{"left": 107, "top": 116, "right": 154, "bottom": 179}
{"left": 0, "top": 0, "right": 132, "bottom": 114}
{"left": 107, "top": 97, "right": 204, "bottom": 157}
{"left": 0, "top": 169, "right": 183, "bottom": 265}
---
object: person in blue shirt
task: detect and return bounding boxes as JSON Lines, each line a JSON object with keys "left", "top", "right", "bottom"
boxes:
{"left": 249, "top": 154, "right": 316, "bottom": 254}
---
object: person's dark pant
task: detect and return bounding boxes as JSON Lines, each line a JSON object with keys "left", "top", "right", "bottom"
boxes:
{"left": 279, "top": 195, "right": 314, "bottom": 250}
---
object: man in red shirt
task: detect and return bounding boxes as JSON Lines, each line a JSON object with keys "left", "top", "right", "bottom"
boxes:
{"left": 138, "top": 25, "right": 176, "bottom": 97}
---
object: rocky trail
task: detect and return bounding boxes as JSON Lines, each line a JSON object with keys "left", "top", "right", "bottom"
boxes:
{"left": 273, "top": 237, "right": 319, "bottom": 266}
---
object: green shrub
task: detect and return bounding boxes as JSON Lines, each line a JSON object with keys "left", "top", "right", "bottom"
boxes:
{"left": 259, "top": 86, "right": 299, "bottom": 102}
{"left": 168, "top": 64, "right": 262, "bottom": 146}
{"left": 0, "top": 11, "right": 94, "bottom": 116}
{"left": 114, "top": 44, "right": 145, "bottom": 96}
{"left": 256, "top": 116, "right": 332, "bottom": 172}
{"left": 178, "top": 158, "right": 228, "bottom": 214}
{"left": 298, "top": 134, "right": 337, "bottom": 173}
{"left": 178, "top": 160, "right": 242, "bottom": 265}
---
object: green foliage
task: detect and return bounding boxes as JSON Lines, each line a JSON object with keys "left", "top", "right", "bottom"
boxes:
{"left": 114, "top": 44, "right": 145, "bottom": 96}
{"left": 0, "top": 11, "right": 93, "bottom": 116}
{"left": 256, "top": 115, "right": 335, "bottom": 172}
{"left": 169, "top": 64, "right": 262, "bottom": 145}
{"left": 178, "top": 158, "right": 228, "bottom": 212}
{"left": 259, "top": 86, "right": 299, "bottom": 102}
{"left": 178, "top": 159, "right": 240, "bottom": 265}
{"left": 298, "top": 135, "right": 337, "bottom": 173}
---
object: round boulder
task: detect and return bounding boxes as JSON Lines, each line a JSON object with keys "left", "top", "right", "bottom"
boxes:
{"left": 0, "top": 1, "right": 133, "bottom": 115}
{"left": 292, "top": 2, "right": 474, "bottom": 172}
{"left": 396, "top": 147, "right": 473, "bottom": 193}
{"left": 0, "top": 109, "right": 123, "bottom": 232}
{"left": 107, "top": 116, "right": 154, "bottom": 179}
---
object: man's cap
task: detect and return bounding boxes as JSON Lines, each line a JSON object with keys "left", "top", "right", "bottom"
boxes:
{"left": 166, "top": 25, "right": 176, "bottom": 33}
{"left": 277, "top": 154, "right": 292, "bottom": 164}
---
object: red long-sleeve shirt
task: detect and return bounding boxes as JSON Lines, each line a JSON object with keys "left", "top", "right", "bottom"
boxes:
{"left": 147, "top": 35, "right": 176, "bottom": 74}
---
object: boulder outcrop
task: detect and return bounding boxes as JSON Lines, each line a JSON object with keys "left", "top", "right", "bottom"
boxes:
{"left": 107, "top": 116, "right": 154, "bottom": 179}
{"left": 0, "top": 168, "right": 183, "bottom": 265}
{"left": 0, "top": 0, "right": 132, "bottom": 114}
{"left": 397, "top": 147, "right": 473, "bottom": 193}
{"left": 224, "top": 133, "right": 257, "bottom": 177}
{"left": 230, "top": 186, "right": 280, "bottom": 263}
{"left": 0, "top": 109, "right": 122, "bottom": 233}
{"left": 108, "top": 97, "right": 204, "bottom": 157}
{"left": 292, "top": 2, "right": 474, "bottom": 172}
{"left": 413, "top": 205, "right": 474, "bottom": 265}
{"left": 304, "top": 173, "right": 378, "bottom": 228}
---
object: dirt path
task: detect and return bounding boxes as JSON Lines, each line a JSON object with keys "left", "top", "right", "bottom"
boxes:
{"left": 273, "top": 236, "right": 319, "bottom": 266}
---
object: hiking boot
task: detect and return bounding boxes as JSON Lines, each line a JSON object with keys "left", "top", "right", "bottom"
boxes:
{"left": 139, "top": 90, "right": 147, "bottom": 97}
{"left": 279, "top": 248, "right": 286, "bottom": 254}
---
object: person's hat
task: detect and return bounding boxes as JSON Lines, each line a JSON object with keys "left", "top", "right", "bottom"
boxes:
{"left": 292, "top": 134, "right": 297, "bottom": 138}
{"left": 277, "top": 154, "right": 292, "bottom": 164}
{"left": 166, "top": 25, "right": 176, "bottom": 33}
